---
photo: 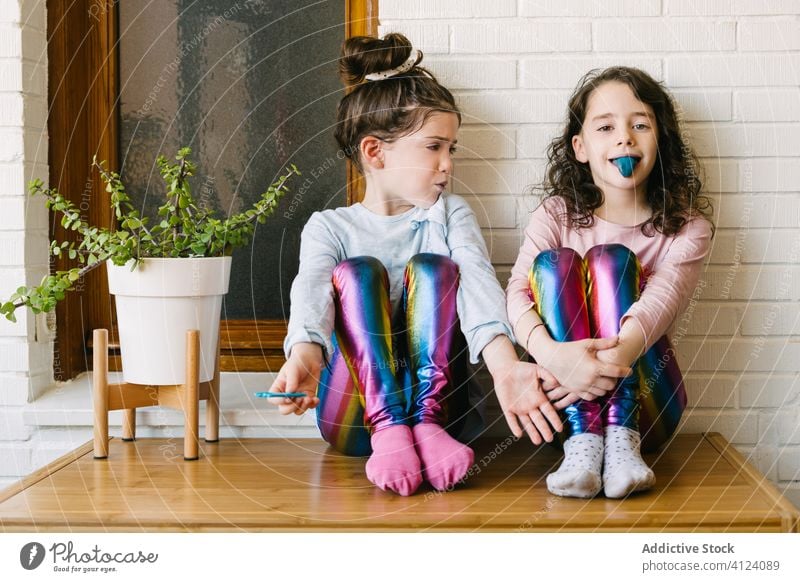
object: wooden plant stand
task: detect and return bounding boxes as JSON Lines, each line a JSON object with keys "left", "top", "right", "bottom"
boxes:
{"left": 91, "top": 328, "right": 221, "bottom": 461}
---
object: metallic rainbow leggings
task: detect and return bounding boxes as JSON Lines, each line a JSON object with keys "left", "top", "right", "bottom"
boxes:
{"left": 316, "top": 254, "right": 470, "bottom": 456}
{"left": 528, "top": 244, "right": 686, "bottom": 452}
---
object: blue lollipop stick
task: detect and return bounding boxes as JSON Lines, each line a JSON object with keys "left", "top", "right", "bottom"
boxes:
{"left": 255, "top": 392, "right": 308, "bottom": 399}
{"left": 612, "top": 156, "right": 638, "bottom": 177}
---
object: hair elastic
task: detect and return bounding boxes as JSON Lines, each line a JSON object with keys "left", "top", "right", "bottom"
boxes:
{"left": 365, "top": 49, "right": 420, "bottom": 81}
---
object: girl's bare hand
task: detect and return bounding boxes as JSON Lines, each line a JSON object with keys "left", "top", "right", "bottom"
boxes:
{"left": 538, "top": 336, "right": 632, "bottom": 396}
{"left": 268, "top": 343, "right": 322, "bottom": 415}
{"left": 494, "top": 361, "right": 564, "bottom": 445}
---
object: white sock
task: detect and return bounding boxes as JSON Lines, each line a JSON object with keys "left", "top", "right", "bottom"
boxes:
{"left": 602, "top": 425, "right": 655, "bottom": 498}
{"left": 546, "top": 433, "right": 603, "bottom": 498}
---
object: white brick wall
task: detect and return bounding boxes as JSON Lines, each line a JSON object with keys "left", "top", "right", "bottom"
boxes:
{"left": 0, "top": 0, "right": 52, "bottom": 482}
{"left": 451, "top": 21, "right": 592, "bottom": 53}
{"left": 380, "top": 1, "right": 800, "bottom": 504}
{"left": 735, "top": 89, "right": 800, "bottom": 121}
{"left": 666, "top": 54, "right": 800, "bottom": 86}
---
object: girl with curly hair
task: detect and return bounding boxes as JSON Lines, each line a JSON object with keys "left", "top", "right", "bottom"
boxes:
{"left": 507, "top": 67, "right": 714, "bottom": 499}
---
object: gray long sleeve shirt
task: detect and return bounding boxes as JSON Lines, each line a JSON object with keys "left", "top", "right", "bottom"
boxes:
{"left": 284, "top": 193, "right": 513, "bottom": 364}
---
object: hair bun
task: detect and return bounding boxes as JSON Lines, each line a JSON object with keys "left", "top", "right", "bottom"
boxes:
{"left": 339, "top": 33, "right": 421, "bottom": 85}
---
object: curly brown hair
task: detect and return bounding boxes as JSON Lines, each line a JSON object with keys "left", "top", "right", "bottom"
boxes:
{"left": 334, "top": 33, "right": 461, "bottom": 172}
{"left": 542, "top": 67, "right": 714, "bottom": 237}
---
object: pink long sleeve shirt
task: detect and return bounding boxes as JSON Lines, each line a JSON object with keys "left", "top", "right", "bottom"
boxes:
{"left": 506, "top": 197, "right": 713, "bottom": 352}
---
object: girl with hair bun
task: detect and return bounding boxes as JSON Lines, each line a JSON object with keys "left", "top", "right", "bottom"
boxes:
{"left": 269, "top": 33, "right": 564, "bottom": 496}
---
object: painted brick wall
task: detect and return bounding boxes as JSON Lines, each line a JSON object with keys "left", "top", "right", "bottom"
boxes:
{"left": 379, "top": 0, "right": 800, "bottom": 506}
{"left": 0, "top": 0, "right": 51, "bottom": 484}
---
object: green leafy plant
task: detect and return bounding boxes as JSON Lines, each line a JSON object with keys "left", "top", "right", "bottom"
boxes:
{"left": 1, "top": 147, "right": 299, "bottom": 322}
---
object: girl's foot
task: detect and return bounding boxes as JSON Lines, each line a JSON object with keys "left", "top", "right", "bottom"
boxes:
{"left": 546, "top": 433, "right": 603, "bottom": 498}
{"left": 412, "top": 423, "right": 474, "bottom": 491}
{"left": 365, "top": 424, "right": 422, "bottom": 496}
{"left": 602, "top": 425, "right": 655, "bottom": 498}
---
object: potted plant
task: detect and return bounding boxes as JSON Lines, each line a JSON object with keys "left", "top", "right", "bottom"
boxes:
{"left": 1, "top": 147, "right": 299, "bottom": 385}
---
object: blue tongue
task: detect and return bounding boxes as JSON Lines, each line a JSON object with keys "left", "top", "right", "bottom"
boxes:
{"left": 612, "top": 156, "right": 637, "bottom": 177}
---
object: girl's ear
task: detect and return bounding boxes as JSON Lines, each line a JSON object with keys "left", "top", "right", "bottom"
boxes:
{"left": 360, "top": 136, "right": 384, "bottom": 170}
{"left": 572, "top": 134, "right": 588, "bottom": 163}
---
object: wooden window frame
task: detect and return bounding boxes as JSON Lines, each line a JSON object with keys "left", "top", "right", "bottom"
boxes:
{"left": 47, "top": 0, "right": 376, "bottom": 380}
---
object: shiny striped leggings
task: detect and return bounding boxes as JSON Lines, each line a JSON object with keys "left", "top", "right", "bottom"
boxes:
{"left": 316, "top": 254, "right": 470, "bottom": 456}
{"left": 528, "top": 244, "right": 686, "bottom": 452}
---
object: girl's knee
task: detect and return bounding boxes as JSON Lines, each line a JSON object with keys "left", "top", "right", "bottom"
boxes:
{"left": 333, "top": 256, "right": 388, "bottom": 289}
{"left": 531, "top": 247, "right": 582, "bottom": 272}
{"left": 585, "top": 244, "right": 641, "bottom": 278}
{"left": 407, "top": 253, "right": 458, "bottom": 278}
{"left": 585, "top": 243, "right": 638, "bottom": 266}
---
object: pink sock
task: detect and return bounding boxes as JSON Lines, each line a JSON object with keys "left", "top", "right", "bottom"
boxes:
{"left": 365, "top": 424, "right": 422, "bottom": 497}
{"left": 412, "top": 423, "right": 474, "bottom": 491}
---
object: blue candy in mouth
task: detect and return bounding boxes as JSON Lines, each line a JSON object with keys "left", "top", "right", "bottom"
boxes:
{"left": 611, "top": 156, "right": 638, "bottom": 177}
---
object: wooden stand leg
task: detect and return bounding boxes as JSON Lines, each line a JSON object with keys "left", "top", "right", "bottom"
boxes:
{"left": 122, "top": 409, "right": 136, "bottom": 441}
{"left": 92, "top": 329, "right": 109, "bottom": 459}
{"left": 205, "top": 335, "right": 220, "bottom": 443}
{"left": 91, "top": 327, "right": 219, "bottom": 461}
{"left": 184, "top": 330, "right": 200, "bottom": 461}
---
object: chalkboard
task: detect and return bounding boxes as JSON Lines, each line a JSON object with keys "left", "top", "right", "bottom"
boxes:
{"left": 119, "top": 0, "right": 347, "bottom": 319}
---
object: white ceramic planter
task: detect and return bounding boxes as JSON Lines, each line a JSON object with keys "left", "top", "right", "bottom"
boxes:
{"left": 106, "top": 257, "right": 232, "bottom": 385}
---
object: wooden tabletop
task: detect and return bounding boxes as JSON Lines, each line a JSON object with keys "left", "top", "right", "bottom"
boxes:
{"left": 1, "top": 433, "right": 797, "bottom": 532}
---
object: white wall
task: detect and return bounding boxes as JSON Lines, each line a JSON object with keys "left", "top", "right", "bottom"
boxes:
{"left": 380, "top": 0, "right": 800, "bottom": 505}
{"left": 0, "top": 0, "right": 51, "bottom": 486}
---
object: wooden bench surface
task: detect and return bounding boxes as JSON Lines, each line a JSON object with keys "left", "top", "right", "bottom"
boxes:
{"left": 1, "top": 433, "right": 797, "bottom": 532}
